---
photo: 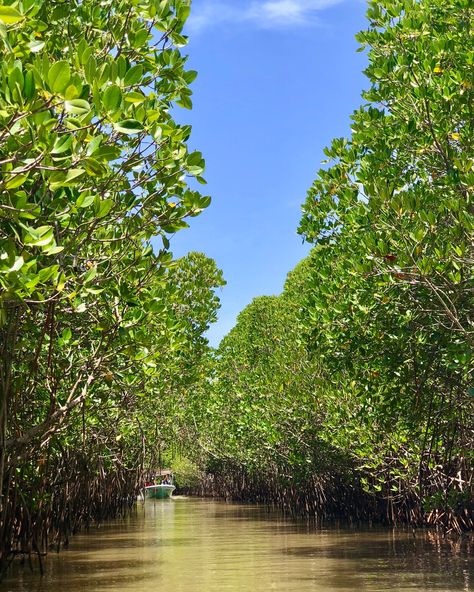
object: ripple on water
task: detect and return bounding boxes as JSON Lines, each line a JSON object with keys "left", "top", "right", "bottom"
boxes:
{"left": 3, "top": 498, "right": 473, "bottom": 592}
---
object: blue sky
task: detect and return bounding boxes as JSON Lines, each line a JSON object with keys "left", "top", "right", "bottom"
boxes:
{"left": 168, "top": 0, "right": 368, "bottom": 346}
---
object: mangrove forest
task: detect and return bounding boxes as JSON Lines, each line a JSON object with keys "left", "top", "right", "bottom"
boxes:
{"left": 0, "top": 0, "right": 472, "bottom": 578}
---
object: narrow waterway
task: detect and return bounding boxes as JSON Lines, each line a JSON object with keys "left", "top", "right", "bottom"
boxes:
{"left": 3, "top": 498, "right": 472, "bottom": 592}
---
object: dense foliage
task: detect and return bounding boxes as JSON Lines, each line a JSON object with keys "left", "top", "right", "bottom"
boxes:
{"left": 190, "top": 0, "right": 473, "bottom": 531}
{"left": 0, "top": 0, "right": 224, "bottom": 565}
{"left": 1, "top": 0, "right": 472, "bottom": 571}
{"left": 298, "top": 0, "right": 473, "bottom": 527}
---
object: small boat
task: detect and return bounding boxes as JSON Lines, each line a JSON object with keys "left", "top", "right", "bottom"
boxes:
{"left": 143, "top": 469, "right": 175, "bottom": 499}
{"left": 144, "top": 483, "right": 176, "bottom": 499}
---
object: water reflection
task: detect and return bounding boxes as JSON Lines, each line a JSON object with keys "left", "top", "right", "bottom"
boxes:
{"left": 3, "top": 498, "right": 472, "bottom": 592}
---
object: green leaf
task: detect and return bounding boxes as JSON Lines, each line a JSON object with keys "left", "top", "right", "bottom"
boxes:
{"left": 124, "top": 91, "right": 145, "bottom": 104}
{"left": 95, "top": 198, "right": 114, "bottom": 218}
{"left": 23, "top": 70, "right": 35, "bottom": 99}
{"left": 163, "top": 221, "right": 189, "bottom": 233}
{"left": 48, "top": 61, "right": 71, "bottom": 94}
{"left": 84, "top": 158, "right": 108, "bottom": 177}
{"left": 84, "top": 266, "right": 97, "bottom": 283}
{"left": 84, "top": 55, "right": 97, "bottom": 84}
{"left": 183, "top": 70, "right": 198, "bottom": 84}
{"left": 64, "top": 84, "right": 81, "bottom": 100}
{"left": 64, "top": 118, "right": 82, "bottom": 130}
{"left": 51, "top": 135, "right": 72, "bottom": 155}
{"left": 0, "top": 6, "right": 24, "bottom": 24}
{"left": 123, "top": 65, "right": 143, "bottom": 86}
{"left": 103, "top": 85, "right": 122, "bottom": 112}
{"left": 38, "top": 265, "right": 59, "bottom": 282}
{"left": 9, "top": 256, "right": 24, "bottom": 272}
{"left": 49, "top": 168, "right": 85, "bottom": 190}
{"left": 187, "top": 151, "right": 205, "bottom": 175}
{"left": 176, "top": 95, "right": 192, "bottom": 109}
{"left": 94, "top": 146, "right": 121, "bottom": 161}
{"left": 76, "top": 193, "right": 95, "bottom": 208}
{"left": 8, "top": 67, "right": 24, "bottom": 96}
{"left": 28, "top": 39, "right": 45, "bottom": 53}
{"left": 64, "top": 99, "right": 90, "bottom": 115}
{"left": 24, "top": 225, "right": 54, "bottom": 247}
{"left": 5, "top": 172, "right": 28, "bottom": 189}
{"left": 43, "top": 245, "right": 64, "bottom": 255}
{"left": 113, "top": 119, "right": 143, "bottom": 134}
{"left": 56, "top": 272, "right": 67, "bottom": 292}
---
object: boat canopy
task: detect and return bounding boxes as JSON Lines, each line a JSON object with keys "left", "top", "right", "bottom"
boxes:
{"left": 147, "top": 469, "right": 173, "bottom": 478}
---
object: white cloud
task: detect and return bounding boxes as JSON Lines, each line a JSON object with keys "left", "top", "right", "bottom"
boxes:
{"left": 249, "top": 1, "right": 308, "bottom": 24}
{"left": 187, "top": 0, "right": 346, "bottom": 33}
{"left": 186, "top": 2, "right": 236, "bottom": 33}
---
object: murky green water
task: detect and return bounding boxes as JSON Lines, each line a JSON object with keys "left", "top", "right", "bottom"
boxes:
{"left": 3, "top": 498, "right": 473, "bottom": 592}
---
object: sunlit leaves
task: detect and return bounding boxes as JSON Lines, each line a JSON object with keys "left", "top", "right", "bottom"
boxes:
{"left": 193, "top": 0, "right": 473, "bottom": 529}
{"left": 113, "top": 119, "right": 143, "bottom": 134}
{"left": 22, "top": 224, "right": 54, "bottom": 248}
{"left": 51, "top": 135, "right": 72, "bottom": 155}
{"left": 0, "top": 5, "right": 24, "bottom": 24}
{"left": 186, "top": 151, "right": 205, "bottom": 176}
{"left": 48, "top": 61, "right": 71, "bottom": 94}
{"left": 95, "top": 198, "right": 114, "bottom": 218}
{"left": 103, "top": 85, "right": 122, "bottom": 112}
{"left": 123, "top": 65, "right": 143, "bottom": 86}
{"left": 295, "top": 0, "right": 473, "bottom": 521}
{"left": 49, "top": 168, "right": 85, "bottom": 189}
{"left": 5, "top": 172, "right": 28, "bottom": 190}
{"left": 0, "top": 0, "right": 218, "bottom": 545}
{"left": 64, "top": 99, "right": 90, "bottom": 115}
{"left": 0, "top": 0, "right": 210, "bottom": 307}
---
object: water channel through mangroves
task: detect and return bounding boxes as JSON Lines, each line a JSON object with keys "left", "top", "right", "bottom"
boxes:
{"left": 3, "top": 498, "right": 473, "bottom": 592}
